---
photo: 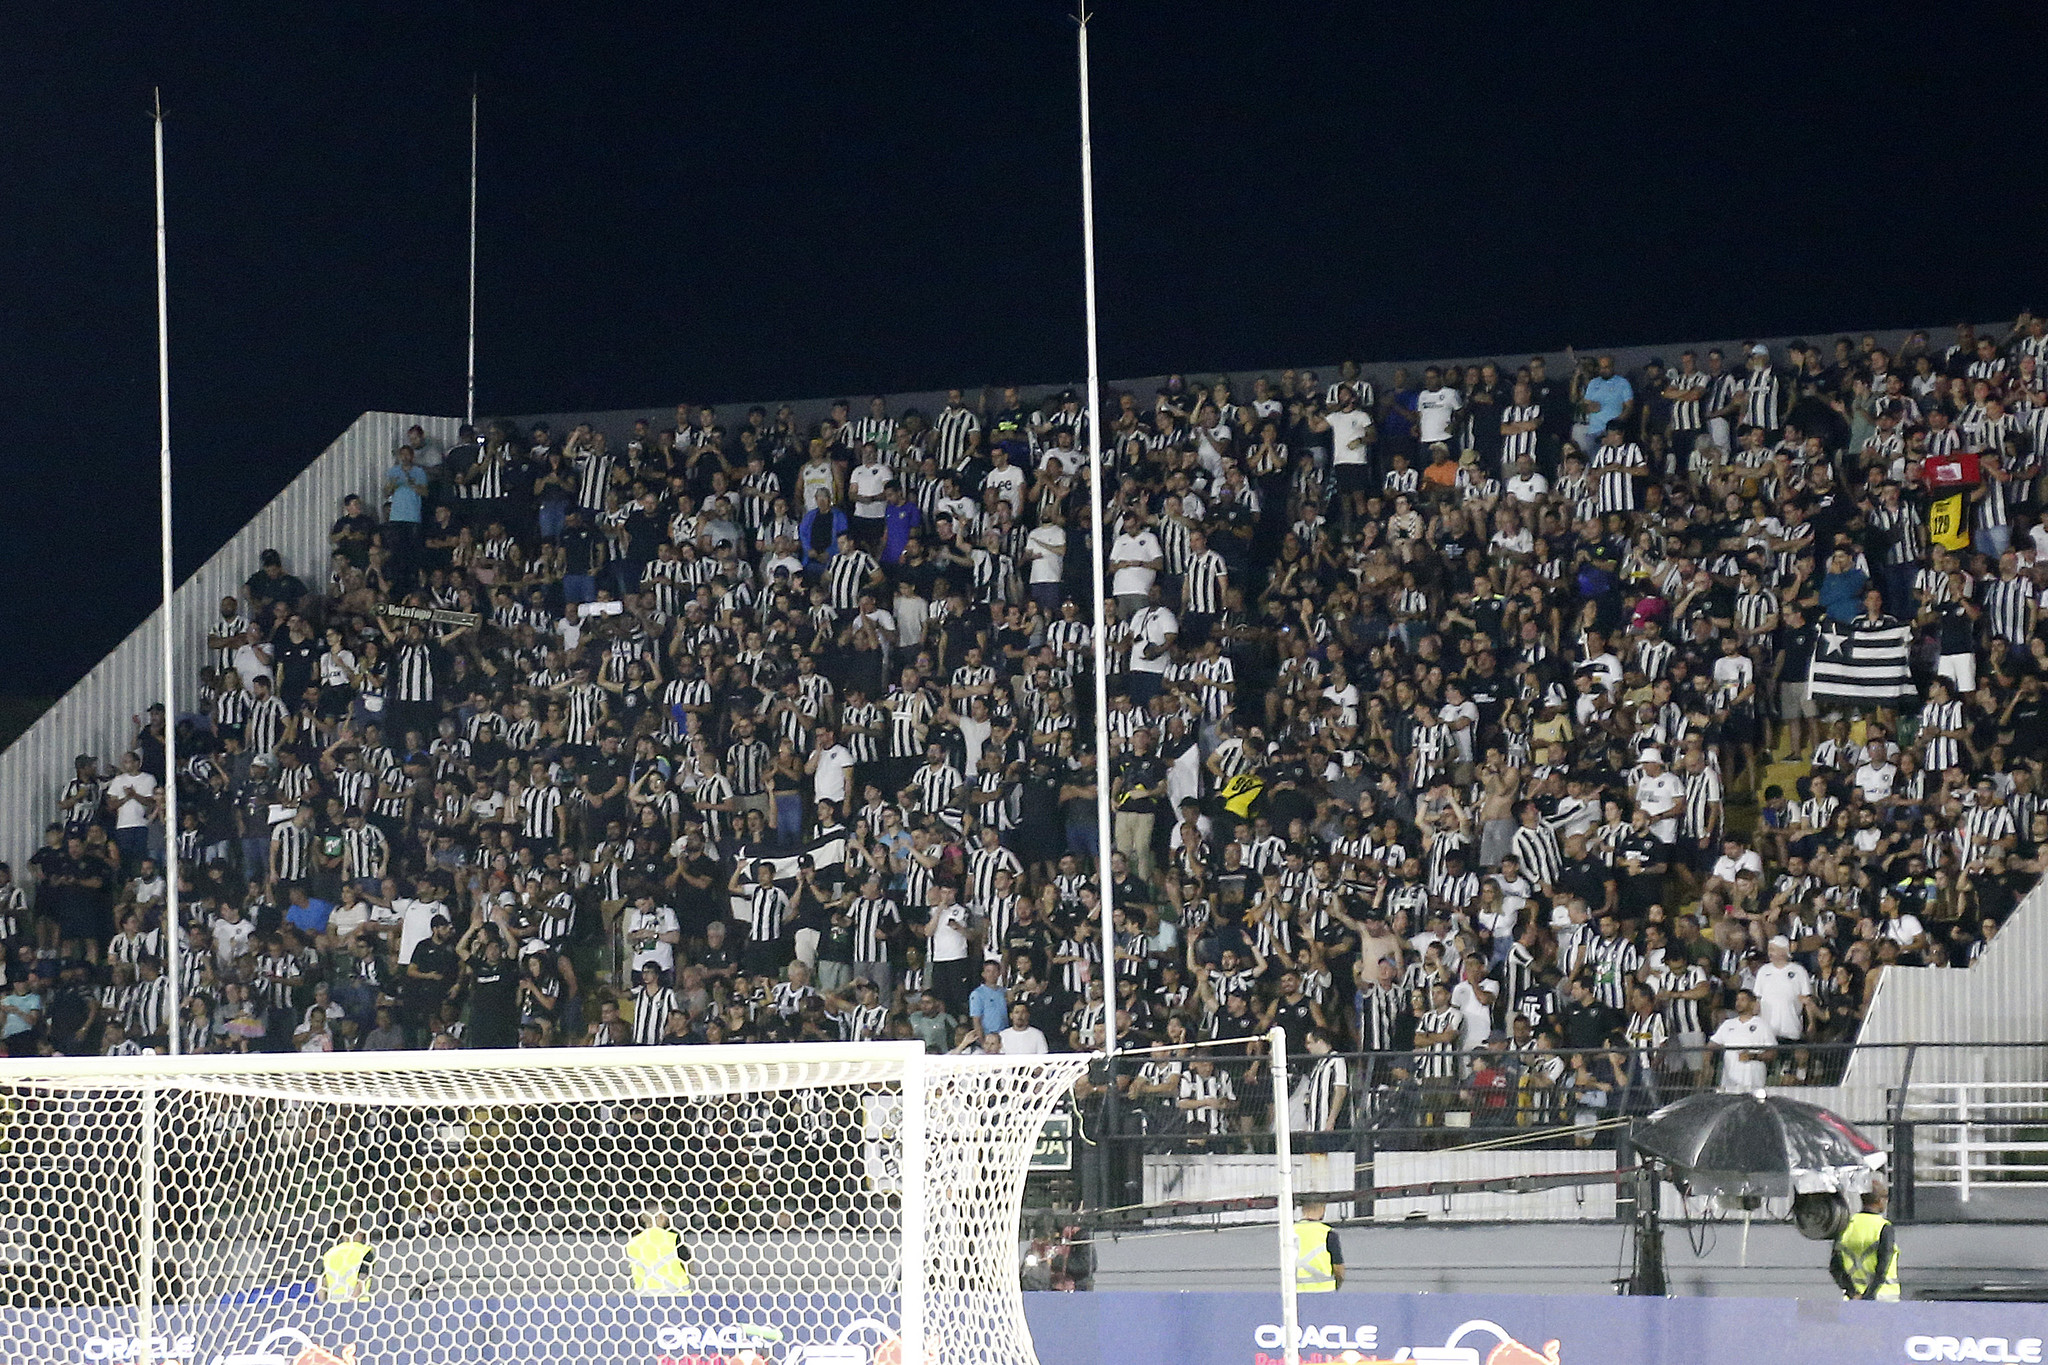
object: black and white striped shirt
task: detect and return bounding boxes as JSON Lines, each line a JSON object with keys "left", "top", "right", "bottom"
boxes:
{"left": 827, "top": 550, "right": 879, "bottom": 610}
{"left": 633, "top": 985, "right": 679, "bottom": 1046}
{"left": 270, "top": 822, "right": 314, "bottom": 883}
{"left": 1182, "top": 548, "right": 1227, "bottom": 614}
{"left": 934, "top": 405, "right": 980, "bottom": 468}
{"left": 341, "top": 823, "right": 388, "bottom": 881}
{"left": 393, "top": 642, "right": 436, "bottom": 703}
{"left": 245, "top": 696, "right": 289, "bottom": 757}
{"left": 1510, "top": 821, "right": 1563, "bottom": 889}
{"left": 1743, "top": 367, "right": 1782, "bottom": 430}
{"left": 519, "top": 784, "right": 564, "bottom": 841}
{"left": 726, "top": 739, "right": 770, "bottom": 797}
{"left": 848, "top": 895, "right": 899, "bottom": 961}
{"left": 1984, "top": 575, "right": 2032, "bottom": 644}
{"left": 1301, "top": 1053, "right": 1349, "bottom": 1131}
{"left": 747, "top": 883, "right": 791, "bottom": 943}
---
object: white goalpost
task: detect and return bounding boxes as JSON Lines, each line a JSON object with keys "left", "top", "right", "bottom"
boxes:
{"left": 0, "top": 1043, "right": 1088, "bottom": 1365}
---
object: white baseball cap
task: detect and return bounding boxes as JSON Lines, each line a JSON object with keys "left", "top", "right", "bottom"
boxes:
{"left": 1639, "top": 749, "right": 1664, "bottom": 765}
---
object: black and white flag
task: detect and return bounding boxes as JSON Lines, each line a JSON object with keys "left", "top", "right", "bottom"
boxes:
{"left": 1808, "top": 617, "right": 1913, "bottom": 706}
{"left": 726, "top": 831, "right": 850, "bottom": 919}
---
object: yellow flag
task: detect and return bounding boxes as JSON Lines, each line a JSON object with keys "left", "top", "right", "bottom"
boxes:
{"left": 1929, "top": 493, "right": 1969, "bottom": 551}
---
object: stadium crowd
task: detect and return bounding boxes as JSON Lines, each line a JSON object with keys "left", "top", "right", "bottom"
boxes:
{"left": 5, "top": 318, "right": 2048, "bottom": 1137}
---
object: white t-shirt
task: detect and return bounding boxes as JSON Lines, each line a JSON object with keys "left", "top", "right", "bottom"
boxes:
{"left": 106, "top": 772, "right": 158, "bottom": 830}
{"left": 1440, "top": 700, "right": 1479, "bottom": 761}
{"left": 326, "top": 902, "right": 370, "bottom": 941}
{"left": 213, "top": 915, "right": 254, "bottom": 966}
{"left": 627, "top": 903, "right": 681, "bottom": 975}
{"left": 930, "top": 902, "right": 972, "bottom": 963}
{"left": 849, "top": 463, "right": 891, "bottom": 517}
{"left": 1025, "top": 525, "right": 1067, "bottom": 583}
{"left": 1751, "top": 961, "right": 1811, "bottom": 1042}
{"left": 1710, "top": 1014, "right": 1777, "bottom": 1092}
{"left": 1327, "top": 410, "right": 1374, "bottom": 466}
{"left": 1110, "top": 531, "right": 1163, "bottom": 596}
{"left": 1506, "top": 472, "right": 1550, "bottom": 503}
{"left": 1635, "top": 771, "right": 1685, "bottom": 841}
{"left": 396, "top": 897, "right": 450, "bottom": 969}
{"left": 999, "top": 1024, "right": 1050, "bottom": 1055}
{"left": 811, "top": 744, "right": 856, "bottom": 805}
{"left": 1710, "top": 850, "right": 1764, "bottom": 882}
{"left": 891, "top": 595, "right": 925, "bottom": 648}
{"left": 1417, "top": 387, "right": 1463, "bottom": 445}
{"left": 1853, "top": 762, "right": 1898, "bottom": 803}
{"left": 983, "top": 463, "right": 1025, "bottom": 513}
{"left": 1129, "top": 607, "right": 1178, "bottom": 675}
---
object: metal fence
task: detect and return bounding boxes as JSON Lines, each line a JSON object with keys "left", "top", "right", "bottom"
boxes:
{"left": 1063, "top": 1041, "right": 2048, "bottom": 1225}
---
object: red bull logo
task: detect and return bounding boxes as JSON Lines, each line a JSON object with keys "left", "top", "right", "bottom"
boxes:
{"left": 1253, "top": 1318, "right": 1560, "bottom": 1365}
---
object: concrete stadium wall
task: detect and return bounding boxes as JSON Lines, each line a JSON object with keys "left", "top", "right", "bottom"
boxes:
{"left": 0, "top": 412, "right": 460, "bottom": 882}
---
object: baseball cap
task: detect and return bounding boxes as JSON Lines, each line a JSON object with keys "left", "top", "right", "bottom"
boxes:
{"left": 1750, "top": 344, "right": 1769, "bottom": 356}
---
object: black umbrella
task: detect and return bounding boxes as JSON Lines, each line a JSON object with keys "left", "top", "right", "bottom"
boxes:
{"left": 1630, "top": 1091, "right": 1882, "bottom": 1199}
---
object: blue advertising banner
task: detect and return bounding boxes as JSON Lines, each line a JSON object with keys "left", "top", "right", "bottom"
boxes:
{"left": 1020, "top": 1291, "right": 2048, "bottom": 1365}
{"left": 12, "top": 1291, "right": 2048, "bottom": 1365}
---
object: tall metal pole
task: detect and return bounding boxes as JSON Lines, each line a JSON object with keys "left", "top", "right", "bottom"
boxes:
{"left": 1269, "top": 1028, "right": 1301, "bottom": 1365}
{"left": 466, "top": 77, "right": 479, "bottom": 427}
{"left": 137, "top": 1081, "right": 158, "bottom": 1365}
{"left": 154, "top": 91, "right": 183, "bottom": 1056}
{"left": 1077, "top": 7, "right": 1116, "bottom": 1062}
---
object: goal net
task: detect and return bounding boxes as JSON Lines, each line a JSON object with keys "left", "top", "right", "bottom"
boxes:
{"left": 0, "top": 1043, "right": 1089, "bottom": 1365}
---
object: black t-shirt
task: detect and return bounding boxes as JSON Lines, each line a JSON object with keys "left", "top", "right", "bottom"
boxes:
{"left": 1560, "top": 998, "right": 1621, "bottom": 1050}
{"left": 469, "top": 959, "right": 518, "bottom": 1025}
{"left": 406, "top": 940, "right": 460, "bottom": 1006}
{"left": 2009, "top": 695, "right": 2048, "bottom": 754}
{"left": 1777, "top": 623, "right": 1818, "bottom": 682}
{"left": 1113, "top": 753, "right": 1167, "bottom": 817}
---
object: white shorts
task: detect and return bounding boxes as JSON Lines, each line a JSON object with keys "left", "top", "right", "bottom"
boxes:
{"left": 1938, "top": 652, "right": 1977, "bottom": 695}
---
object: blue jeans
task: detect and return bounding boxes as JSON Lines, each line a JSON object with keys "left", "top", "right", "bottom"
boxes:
{"left": 538, "top": 499, "right": 569, "bottom": 540}
{"left": 774, "top": 793, "right": 803, "bottom": 846}
{"left": 1976, "top": 524, "right": 2012, "bottom": 559}
{"left": 563, "top": 574, "right": 597, "bottom": 605}
{"left": 114, "top": 826, "right": 149, "bottom": 877}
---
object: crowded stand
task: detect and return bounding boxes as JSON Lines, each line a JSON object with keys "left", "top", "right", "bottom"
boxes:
{"left": 5, "top": 319, "right": 2046, "bottom": 1139}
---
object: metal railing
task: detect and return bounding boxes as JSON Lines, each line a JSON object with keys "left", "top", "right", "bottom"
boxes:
{"left": 1056, "top": 1041, "right": 2048, "bottom": 1225}
{"left": 1896, "top": 1082, "right": 2048, "bottom": 1203}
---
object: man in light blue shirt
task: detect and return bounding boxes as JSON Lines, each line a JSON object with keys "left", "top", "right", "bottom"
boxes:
{"left": 383, "top": 443, "right": 430, "bottom": 579}
{"left": 967, "top": 960, "right": 1010, "bottom": 1037}
{"left": 1582, "top": 354, "right": 1634, "bottom": 445}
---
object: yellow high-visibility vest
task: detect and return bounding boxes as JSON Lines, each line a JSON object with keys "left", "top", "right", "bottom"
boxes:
{"left": 1293, "top": 1220, "right": 1336, "bottom": 1292}
{"left": 1835, "top": 1212, "right": 1900, "bottom": 1301}
{"left": 322, "top": 1239, "right": 372, "bottom": 1302}
{"left": 627, "top": 1226, "right": 692, "bottom": 1293}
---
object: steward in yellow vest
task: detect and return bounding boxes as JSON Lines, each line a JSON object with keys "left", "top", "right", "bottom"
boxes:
{"left": 320, "top": 1218, "right": 373, "bottom": 1302}
{"left": 627, "top": 1207, "right": 693, "bottom": 1293}
{"left": 1830, "top": 1180, "right": 1900, "bottom": 1302}
{"left": 1292, "top": 1201, "right": 1344, "bottom": 1293}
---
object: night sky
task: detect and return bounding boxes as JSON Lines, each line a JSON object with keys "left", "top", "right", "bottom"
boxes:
{"left": 4, "top": 1, "right": 2045, "bottom": 697}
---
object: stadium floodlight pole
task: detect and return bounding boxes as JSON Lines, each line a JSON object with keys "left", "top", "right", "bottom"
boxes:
{"left": 1075, "top": 3, "right": 1115, "bottom": 1061}
{"left": 1268, "top": 1027, "right": 1301, "bottom": 1365}
{"left": 466, "top": 75, "right": 479, "bottom": 427}
{"left": 153, "top": 89, "right": 183, "bottom": 1058}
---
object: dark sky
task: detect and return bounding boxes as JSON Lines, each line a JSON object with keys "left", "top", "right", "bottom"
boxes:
{"left": 4, "top": 1, "right": 2046, "bottom": 696}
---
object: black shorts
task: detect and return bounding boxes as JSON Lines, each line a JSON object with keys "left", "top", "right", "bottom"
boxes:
{"left": 1333, "top": 465, "right": 1369, "bottom": 495}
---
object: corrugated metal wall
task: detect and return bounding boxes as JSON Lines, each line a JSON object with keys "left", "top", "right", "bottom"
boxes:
{"left": 0, "top": 411, "right": 459, "bottom": 881}
{"left": 1778, "top": 876, "right": 2048, "bottom": 1123}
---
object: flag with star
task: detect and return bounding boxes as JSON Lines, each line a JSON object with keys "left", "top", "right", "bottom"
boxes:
{"left": 1808, "top": 616, "right": 1913, "bottom": 706}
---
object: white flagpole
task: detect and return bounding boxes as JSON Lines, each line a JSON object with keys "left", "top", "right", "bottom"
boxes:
{"left": 154, "top": 90, "right": 183, "bottom": 1056}
{"left": 1076, "top": 7, "right": 1116, "bottom": 1060}
{"left": 466, "top": 77, "right": 479, "bottom": 427}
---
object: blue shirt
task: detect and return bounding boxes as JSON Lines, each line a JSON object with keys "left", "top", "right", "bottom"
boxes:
{"left": 286, "top": 896, "right": 335, "bottom": 935}
{"left": 386, "top": 464, "right": 429, "bottom": 523}
{"left": 883, "top": 502, "right": 922, "bottom": 564}
{"left": 1, "top": 990, "right": 40, "bottom": 1038}
{"left": 1583, "top": 375, "right": 1633, "bottom": 437}
{"left": 1819, "top": 568, "right": 1868, "bottom": 623}
{"left": 968, "top": 982, "right": 1010, "bottom": 1036}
